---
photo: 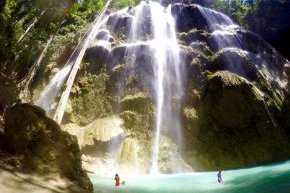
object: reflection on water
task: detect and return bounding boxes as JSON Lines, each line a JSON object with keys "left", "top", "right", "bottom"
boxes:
{"left": 90, "top": 160, "right": 290, "bottom": 193}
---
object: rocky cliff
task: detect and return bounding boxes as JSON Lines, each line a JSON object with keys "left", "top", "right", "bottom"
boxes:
{"left": 31, "top": 2, "right": 290, "bottom": 173}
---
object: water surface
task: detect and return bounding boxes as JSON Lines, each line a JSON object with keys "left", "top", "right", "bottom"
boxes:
{"left": 90, "top": 161, "right": 290, "bottom": 193}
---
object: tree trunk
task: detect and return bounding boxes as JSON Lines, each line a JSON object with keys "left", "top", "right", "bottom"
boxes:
{"left": 17, "top": 7, "right": 49, "bottom": 43}
{"left": 18, "top": 35, "right": 54, "bottom": 89}
{"left": 53, "top": 0, "right": 113, "bottom": 124}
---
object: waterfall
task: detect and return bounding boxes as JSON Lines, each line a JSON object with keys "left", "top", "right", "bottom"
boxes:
{"left": 149, "top": 2, "right": 183, "bottom": 174}
{"left": 36, "top": 64, "right": 72, "bottom": 116}
{"left": 196, "top": 5, "right": 286, "bottom": 88}
{"left": 196, "top": 4, "right": 285, "bottom": 129}
{"left": 36, "top": 0, "right": 185, "bottom": 173}
{"left": 53, "top": 0, "right": 112, "bottom": 124}
{"left": 106, "top": 1, "right": 184, "bottom": 173}
{"left": 262, "top": 97, "right": 278, "bottom": 128}
{"left": 34, "top": 1, "right": 289, "bottom": 175}
{"left": 36, "top": 0, "right": 112, "bottom": 119}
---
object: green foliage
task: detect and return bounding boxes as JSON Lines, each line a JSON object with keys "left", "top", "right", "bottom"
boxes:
{"left": 207, "top": 0, "right": 289, "bottom": 29}
{"left": 67, "top": 71, "right": 113, "bottom": 125}
{"left": 0, "top": 0, "right": 104, "bottom": 84}
{"left": 111, "top": 0, "right": 142, "bottom": 9}
{"left": 232, "top": 4, "right": 249, "bottom": 25}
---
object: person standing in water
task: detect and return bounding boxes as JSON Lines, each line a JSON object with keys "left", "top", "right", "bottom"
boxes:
{"left": 217, "top": 171, "right": 222, "bottom": 183}
{"left": 115, "top": 173, "right": 120, "bottom": 186}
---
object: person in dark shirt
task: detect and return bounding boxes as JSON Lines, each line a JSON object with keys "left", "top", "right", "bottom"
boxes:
{"left": 217, "top": 170, "right": 222, "bottom": 183}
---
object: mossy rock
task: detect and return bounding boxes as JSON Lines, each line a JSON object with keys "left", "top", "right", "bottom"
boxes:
{"left": 119, "top": 138, "right": 138, "bottom": 165}
{"left": 184, "top": 71, "right": 290, "bottom": 171}
{"left": 189, "top": 40, "right": 213, "bottom": 56}
{"left": 120, "top": 92, "right": 152, "bottom": 113}
{"left": 118, "top": 137, "right": 151, "bottom": 173}
{"left": 209, "top": 48, "right": 258, "bottom": 81}
{"left": 107, "top": 14, "right": 133, "bottom": 39}
{"left": 119, "top": 110, "right": 152, "bottom": 138}
{"left": 81, "top": 116, "right": 124, "bottom": 146}
{"left": 156, "top": 137, "right": 193, "bottom": 173}
{"left": 84, "top": 43, "right": 110, "bottom": 72}
{"left": 65, "top": 72, "right": 113, "bottom": 125}
{"left": 177, "top": 29, "right": 205, "bottom": 45}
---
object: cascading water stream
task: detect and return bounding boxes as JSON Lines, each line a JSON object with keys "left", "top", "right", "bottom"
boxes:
{"left": 36, "top": 0, "right": 112, "bottom": 119}
{"left": 196, "top": 4, "right": 286, "bottom": 87}
{"left": 196, "top": 4, "right": 284, "bottom": 129}
{"left": 108, "top": 1, "right": 184, "bottom": 173}
{"left": 36, "top": 64, "right": 72, "bottom": 116}
{"left": 33, "top": 0, "right": 290, "bottom": 177}
{"left": 149, "top": 3, "right": 183, "bottom": 174}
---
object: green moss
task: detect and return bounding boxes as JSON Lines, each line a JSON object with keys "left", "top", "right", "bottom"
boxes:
{"left": 207, "top": 71, "right": 244, "bottom": 87}
{"left": 119, "top": 138, "right": 138, "bottom": 164}
{"left": 112, "top": 64, "right": 126, "bottom": 73}
{"left": 183, "top": 71, "right": 290, "bottom": 171}
{"left": 119, "top": 110, "right": 152, "bottom": 138}
{"left": 251, "top": 86, "right": 263, "bottom": 101}
{"left": 189, "top": 28, "right": 199, "bottom": 33}
{"left": 82, "top": 116, "right": 124, "bottom": 145}
{"left": 64, "top": 71, "right": 113, "bottom": 125}
{"left": 120, "top": 92, "right": 152, "bottom": 113}
{"left": 183, "top": 107, "right": 198, "bottom": 120}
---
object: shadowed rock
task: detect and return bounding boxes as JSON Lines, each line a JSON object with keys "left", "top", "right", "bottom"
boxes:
{"left": 184, "top": 71, "right": 290, "bottom": 170}
{"left": 4, "top": 104, "right": 93, "bottom": 193}
{"left": 172, "top": 4, "right": 207, "bottom": 32}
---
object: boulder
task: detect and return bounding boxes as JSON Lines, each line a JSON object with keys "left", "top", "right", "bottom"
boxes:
{"left": 4, "top": 104, "right": 93, "bottom": 192}
{"left": 0, "top": 84, "right": 18, "bottom": 105}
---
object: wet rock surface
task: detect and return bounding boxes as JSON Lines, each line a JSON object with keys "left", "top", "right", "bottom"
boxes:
{"left": 31, "top": 1, "right": 290, "bottom": 173}
{"left": 183, "top": 71, "right": 290, "bottom": 170}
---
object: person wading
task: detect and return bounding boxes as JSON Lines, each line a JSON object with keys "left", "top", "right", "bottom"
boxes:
{"left": 114, "top": 173, "right": 120, "bottom": 186}
{"left": 217, "top": 170, "right": 222, "bottom": 183}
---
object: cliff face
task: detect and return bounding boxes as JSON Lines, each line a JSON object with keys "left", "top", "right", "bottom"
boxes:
{"left": 3, "top": 104, "right": 93, "bottom": 193}
{"left": 40, "top": 2, "right": 290, "bottom": 173}
{"left": 184, "top": 71, "right": 290, "bottom": 170}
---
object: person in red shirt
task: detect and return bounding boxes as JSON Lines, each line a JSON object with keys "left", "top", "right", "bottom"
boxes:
{"left": 114, "top": 173, "right": 120, "bottom": 186}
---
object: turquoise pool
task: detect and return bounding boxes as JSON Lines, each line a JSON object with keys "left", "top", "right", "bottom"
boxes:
{"left": 90, "top": 161, "right": 290, "bottom": 193}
